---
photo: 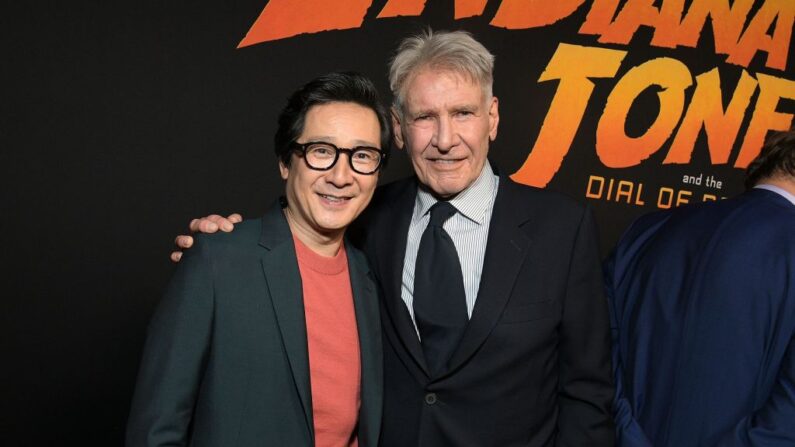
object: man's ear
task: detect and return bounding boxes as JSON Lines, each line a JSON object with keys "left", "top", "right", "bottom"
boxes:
{"left": 488, "top": 96, "right": 499, "bottom": 141}
{"left": 391, "top": 107, "right": 405, "bottom": 150}
{"left": 279, "top": 160, "right": 289, "bottom": 180}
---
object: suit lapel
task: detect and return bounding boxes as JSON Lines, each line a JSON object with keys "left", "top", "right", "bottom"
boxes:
{"left": 258, "top": 206, "right": 314, "bottom": 439}
{"left": 376, "top": 179, "right": 429, "bottom": 376}
{"left": 445, "top": 179, "right": 531, "bottom": 374}
{"left": 346, "top": 241, "right": 382, "bottom": 447}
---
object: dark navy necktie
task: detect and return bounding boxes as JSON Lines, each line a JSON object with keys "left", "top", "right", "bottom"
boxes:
{"left": 413, "top": 201, "right": 468, "bottom": 376}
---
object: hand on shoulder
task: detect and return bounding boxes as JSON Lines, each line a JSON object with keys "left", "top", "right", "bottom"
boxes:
{"left": 171, "top": 213, "right": 243, "bottom": 262}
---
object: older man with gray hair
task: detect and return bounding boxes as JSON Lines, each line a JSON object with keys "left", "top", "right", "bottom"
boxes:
{"left": 176, "top": 30, "right": 615, "bottom": 446}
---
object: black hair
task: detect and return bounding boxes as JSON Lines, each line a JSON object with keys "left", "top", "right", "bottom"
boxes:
{"left": 274, "top": 71, "right": 392, "bottom": 168}
{"left": 745, "top": 129, "right": 795, "bottom": 189}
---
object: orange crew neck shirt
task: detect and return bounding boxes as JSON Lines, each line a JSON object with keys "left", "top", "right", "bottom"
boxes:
{"left": 293, "top": 236, "right": 361, "bottom": 447}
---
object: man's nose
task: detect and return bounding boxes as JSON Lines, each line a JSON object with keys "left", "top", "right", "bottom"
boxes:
{"left": 327, "top": 153, "right": 355, "bottom": 186}
{"left": 433, "top": 115, "right": 459, "bottom": 152}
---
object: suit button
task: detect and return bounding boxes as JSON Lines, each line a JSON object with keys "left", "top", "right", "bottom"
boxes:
{"left": 424, "top": 393, "right": 437, "bottom": 405}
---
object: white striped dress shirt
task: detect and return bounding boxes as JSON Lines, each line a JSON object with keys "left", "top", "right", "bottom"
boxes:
{"left": 400, "top": 162, "right": 499, "bottom": 331}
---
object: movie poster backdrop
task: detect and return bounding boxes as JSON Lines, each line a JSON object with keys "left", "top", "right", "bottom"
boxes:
{"left": 2, "top": 0, "right": 792, "bottom": 444}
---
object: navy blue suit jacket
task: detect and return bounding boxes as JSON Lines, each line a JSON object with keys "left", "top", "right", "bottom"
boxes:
{"left": 606, "top": 189, "right": 795, "bottom": 446}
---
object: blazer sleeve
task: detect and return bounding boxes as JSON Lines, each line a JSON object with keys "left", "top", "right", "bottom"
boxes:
{"left": 126, "top": 238, "right": 215, "bottom": 447}
{"left": 556, "top": 206, "right": 616, "bottom": 446}
{"left": 716, "top": 334, "right": 795, "bottom": 446}
{"left": 603, "top": 252, "right": 653, "bottom": 447}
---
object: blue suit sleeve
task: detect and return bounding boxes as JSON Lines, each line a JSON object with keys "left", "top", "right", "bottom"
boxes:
{"left": 603, "top": 253, "right": 652, "bottom": 447}
{"left": 125, "top": 238, "right": 215, "bottom": 446}
{"left": 716, "top": 335, "right": 795, "bottom": 446}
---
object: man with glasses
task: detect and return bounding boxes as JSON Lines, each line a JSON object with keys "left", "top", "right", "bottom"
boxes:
{"left": 126, "top": 72, "right": 389, "bottom": 446}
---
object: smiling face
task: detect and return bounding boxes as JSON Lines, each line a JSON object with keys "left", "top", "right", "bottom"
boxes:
{"left": 394, "top": 68, "right": 499, "bottom": 198}
{"left": 279, "top": 101, "right": 381, "bottom": 244}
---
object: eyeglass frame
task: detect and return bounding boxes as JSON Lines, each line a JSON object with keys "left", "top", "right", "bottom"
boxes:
{"left": 290, "top": 141, "right": 387, "bottom": 175}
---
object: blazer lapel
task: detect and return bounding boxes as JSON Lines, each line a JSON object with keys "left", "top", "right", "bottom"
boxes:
{"left": 346, "top": 241, "right": 382, "bottom": 447}
{"left": 258, "top": 206, "right": 314, "bottom": 439}
{"left": 445, "top": 179, "right": 531, "bottom": 374}
{"left": 376, "top": 179, "right": 429, "bottom": 376}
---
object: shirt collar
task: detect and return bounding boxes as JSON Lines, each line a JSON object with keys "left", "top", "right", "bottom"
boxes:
{"left": 755, "top": 183, "right": 795, "bottom": 206}
{"left": 414, "top": 161, "right": 497, "bottom": 225}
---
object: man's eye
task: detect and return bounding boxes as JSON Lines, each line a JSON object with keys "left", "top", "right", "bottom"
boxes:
{"left": 353, "top": 151, "right": 377, "bottom": 161}
{"left": 309, "top": 146, "right": 335, "bottom": 157}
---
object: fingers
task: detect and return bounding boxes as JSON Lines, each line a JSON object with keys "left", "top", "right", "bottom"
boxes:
{"left": 172, "top": 213, "right": 241, "bottom": 263}
{"left": 170, "top": 235, "right": 193, "bottom": 263}
{"left": 188, "top": 214, "right": 242, "bottom": 233}
{"left": 170, "top": 235, "right": 192, "bottom": 262}
{"left": 175, "top": 235, "right": 194, "bottom": 249}
{"left": 189, "top": 216, "right": 218, "bottom": 233}
{"left": 213, "top": 214, "right": 240, "bottom": 232}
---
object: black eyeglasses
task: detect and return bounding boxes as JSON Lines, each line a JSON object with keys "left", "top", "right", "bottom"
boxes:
{"left": 291, "top": 141, "right": 385, "bottom": 175}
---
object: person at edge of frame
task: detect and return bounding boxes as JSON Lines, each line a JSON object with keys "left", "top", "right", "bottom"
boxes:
{"left": 607, "top": 128, "right": 795, "bottom": 447}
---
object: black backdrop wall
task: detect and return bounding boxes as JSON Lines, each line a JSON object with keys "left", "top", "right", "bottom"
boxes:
{"left": 3, "top": 1, "right": 793, "bottom": 444}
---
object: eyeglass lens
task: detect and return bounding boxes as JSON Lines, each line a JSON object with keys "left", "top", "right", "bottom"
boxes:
{"left": 304, "top": 142, "right": 381, "bottom": 174}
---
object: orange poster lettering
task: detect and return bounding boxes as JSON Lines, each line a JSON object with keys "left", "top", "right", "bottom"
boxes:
{"left": 238, "top": 0, "right": 372, "bottom": 47}
{"left": 597, "top": 0, "right": 663, "bottom": 44}
{"left": 665, "top": 69, "right": 757, "bottom": 165}
{"left": 455, "top": 0, "right": 488, "bottom": 19}
{"left": 596, "top": 57, "right": 692, "bottom": 168}
{"left": 735, "top": 73, "right": 795, "bottom": 167}
{"left": 663, "top": 0, "right": 753, "bottom": 54}
{"left": 648, "top": 0, "right": 686, "bottom": 48}
{"left": 491, "top": 0, "right": 585, "bottom": 29}
{"left": 579, "top": 0, "right": 792, "bottom": 71}
{"left": 511, "top": 44, "right": 626, "bottom": 187}
{"left": 377, "top": 0, "right": 426, "bottom": 18}
{"left": 579, "top": 0, "right": 621, "bottom": 35}
{"left": 379, "top": 0, "right": 487, "bottom": 19}
{"left": 726, "top": 0, "right": 794, "bottom": 71}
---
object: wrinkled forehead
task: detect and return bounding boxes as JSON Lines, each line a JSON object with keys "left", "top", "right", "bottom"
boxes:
{"left": 403, "top": 68, "right": 488, "bottom": 108}
{"left": 400, "top": 65, "right": 490, "bottom": 107}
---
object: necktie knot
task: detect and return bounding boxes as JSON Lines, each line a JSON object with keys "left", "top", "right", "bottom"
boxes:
{"left": 429, "top": 201, "right": 457, "bottom": 227}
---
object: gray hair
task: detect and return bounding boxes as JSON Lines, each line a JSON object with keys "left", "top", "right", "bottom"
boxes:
{"left": 388, "top": 29, "right": 495, "bottom": 115}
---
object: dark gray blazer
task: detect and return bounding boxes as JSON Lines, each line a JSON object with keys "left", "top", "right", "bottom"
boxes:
{"left": 354, "top": 175, "right": 613, "bottom": 447}
{"left": 127, "top": 203, "right": 382, "bottom": 446}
